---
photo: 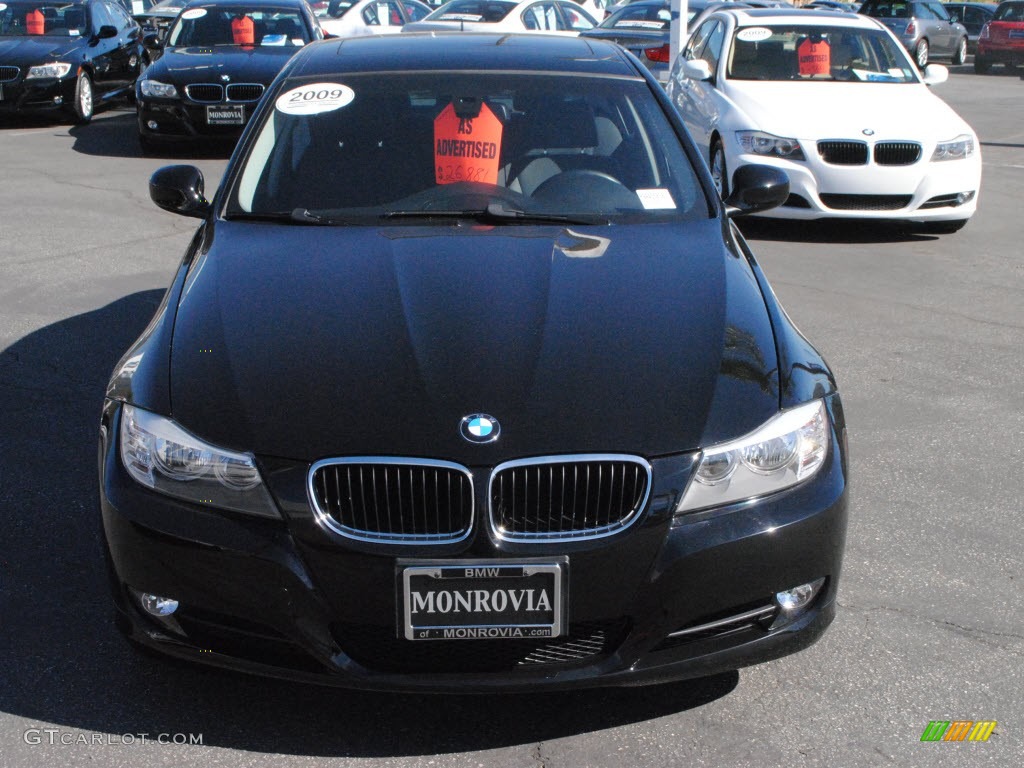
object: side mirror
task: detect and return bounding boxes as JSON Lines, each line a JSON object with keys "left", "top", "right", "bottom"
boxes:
{"left": 683, "top": 59, "right": 713, "bottom": 81}
{"left": 143, "top": 31, "right": 162, "bottom": 49}
{"left": 921, "top": 63, "right": 949, "bottom": 85}
{"left": 97, "top": 24, "right": 118, "bottom": 39}
{"left": 150, "top": 165, "right": 212, "bottom": 218}
{"left": 724, "top": 165, "right": 790, "bottom": 217}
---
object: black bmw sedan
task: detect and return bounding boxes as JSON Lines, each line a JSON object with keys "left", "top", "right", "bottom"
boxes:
{"left": 134, "top": 0, "right": 321, "bottom": 151}
{"left": 100, "top": 33, "right": 849, "bottom": 691}
{"left": 0, "top": 0, "right": 145, "bottom": 123}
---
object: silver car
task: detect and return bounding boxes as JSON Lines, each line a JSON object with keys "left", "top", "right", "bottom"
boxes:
{"left": 859, "top": 0, "right": 970, "bottom": 67}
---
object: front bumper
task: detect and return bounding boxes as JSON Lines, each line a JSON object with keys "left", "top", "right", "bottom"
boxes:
{"left": 100, "top": 397, "right": 849, "bottom": 692}
{"left": 0, "top": 73, "right": 77, "bottom": 115}
{"left": 728, "top": 144, "right": 981, "bottom": 222}
{"left": 136, "top": 96, "right": 257, "bottom": 141}
{"left": 976, "top": 41, "right": 1024, "bottom": 65}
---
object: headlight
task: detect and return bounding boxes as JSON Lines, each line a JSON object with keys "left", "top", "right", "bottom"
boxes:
{"left": 26, "top": 62, "right": 72, "bottom": 79}
{"left": 736, "top": 130, "right": 805, "bottom": 161}
{"left": 139, "top": 79, "right": 178, "bottom": 99}
{"left": 119, "top": 405, "right": 279, "bottom": 517}
{"left": 931, "top": 134, "right": 975, "bottom": 162}
{"left": 675, "top": 400, "right": 829, "bottom": 515}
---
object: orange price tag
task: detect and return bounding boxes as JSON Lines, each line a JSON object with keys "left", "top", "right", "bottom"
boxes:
{"left": 231, "top": 15, "right": 255, "bottom": 45}
{"left": 798, "top": 38, "right": 830, "bottom": 76}
{"left": 433, "top": 102, "right": 503, "bottom": 186}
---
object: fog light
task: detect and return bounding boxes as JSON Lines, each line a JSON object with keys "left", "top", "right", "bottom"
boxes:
{"left": 140, "top": 593, "right": 179, "bottom": 617}
{"left": 956, "top": 191, "right": 975, "bottom": 205}
{"left": 776, "top": 578, "right": 825, "bottom": 613}
{"left": 147, "top": 120, "right": 158, "bottom": 130}
{"left": 53, "top": 96, "right": 63, "bottom": 105}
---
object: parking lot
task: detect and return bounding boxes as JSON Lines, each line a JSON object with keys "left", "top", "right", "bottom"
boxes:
{"left": 0, "top": 62, "right": 1021, "bottom": 768}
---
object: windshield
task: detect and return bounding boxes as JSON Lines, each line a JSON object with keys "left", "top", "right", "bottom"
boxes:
{"left": 428, "top": 0, "right": 516, "bottom": 22}
{"left": 728, "top": 25, "right": 918, "bottom": 82}
{"left": 994, "top": 2, "right": 1024, "bottom": 20}
{"left": 166, "top": 6, "right": 309, "bottom": 46}
{"left": 0, "top": 1, "right": 91, "bottom": 37}
{"left": 600, "top": 4, "right": 671, "bottom": 30}
{"left": 228, "top": 72, "right": 706, "bottom": 224}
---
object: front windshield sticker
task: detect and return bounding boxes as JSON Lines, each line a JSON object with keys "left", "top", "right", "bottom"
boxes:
{"left": 798, "top": 37, "right": 830, "bottom": 76}
{"left": 737, "top": 27, "right": 772, "bottom": 42}
{"left": 434, "top": 101, "right": 503, "bottom": 185}
{"left": 636, "top": 188, "right": 676, "bottom": 210}
{"left": 262, "top": 33, "right": 287, "bottom": 45}
{"left": 275, "top": 83, "right": 355, "bottom": 115}
{"left": 181, "top": 8, "right": 208, "bottom": 19}
{"left": 0, "top": 4, "right": 8, "bottom": 12}
{"left": 69, "top": 28, "right": 80, "bottom": 35}
{"left": 616, "top": 20, "right": 664, "bottom": 29}
{"left": 439, "top": 13, "right": 483, "bottom": 20}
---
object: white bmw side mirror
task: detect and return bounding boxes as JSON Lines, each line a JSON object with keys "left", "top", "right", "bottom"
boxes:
{"left": 683, "top": 59, "right": 713, "bottom": 82}
{"left": 922, "top": 64, "right": 949, "bottom": 86}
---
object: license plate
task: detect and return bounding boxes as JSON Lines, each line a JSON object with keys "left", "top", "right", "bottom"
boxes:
{"left": 400, "top": 560, "right": 565, "bottom": 641}
{"left": 1010, "top": 30, "right": 1024, "bottom": 39}
{"left": 206, "top": 104, "right": 244, "bottom": 125}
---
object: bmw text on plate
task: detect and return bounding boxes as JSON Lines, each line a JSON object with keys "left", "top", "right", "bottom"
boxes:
{"left": 99, "top": 32, "right": 850, "bottom": 691}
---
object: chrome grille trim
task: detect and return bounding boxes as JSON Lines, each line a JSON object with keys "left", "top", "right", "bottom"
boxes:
{"left": 817, "top": 140, "right": 868, "bottom": 165}
{"left": 874, "top": 141, "right": 922, "bottom": 165}
{"left": 184, "top": 83, "right": 224, "bottom": 103}
{"left": 488, "top": 454, "right": 652, "bottom": 543}
{"left": 308, "top": 457, "right": 474, "bottom": 545}
{"left": 226, "top": 82, "right": 264, "bottom": 102}
{"left": 0, "top": 66, "right": 19, "bottom": 83}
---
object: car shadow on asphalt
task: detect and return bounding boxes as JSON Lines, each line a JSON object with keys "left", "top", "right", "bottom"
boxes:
{"left": 66, "top": 110, "right": 235, "bottom": 160}
{"left": 737, "top": 218, "right": 940, "bottom": 244}
{"left": 0, "top": 291, "right": 739, "bottom": 757}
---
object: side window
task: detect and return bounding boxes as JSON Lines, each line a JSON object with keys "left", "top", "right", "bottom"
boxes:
{"left": 685, "top": 19, "right": 717, "bottom": 60}
{"left": 108, "top": 2, "right": 134, "bottom": 29}
{"left": 404, "top": 2, "right": 429, "bottom": 21}
{"left": 522, "top": 2, "right": 557, "bottom": 30}
{"left": 90, "top": 2, "right": 114, "bottom": 30}
{"left": 914, "top": 3, "right": 936, "bottom": 19}
{"left": 557, "top": 2, "right": 593, "bottom": 30}
{"left": 927, "top": 2, "right": 949, "bottom": 20}
{"left": 701, "top": 21, "right": 726, "bottom": 74}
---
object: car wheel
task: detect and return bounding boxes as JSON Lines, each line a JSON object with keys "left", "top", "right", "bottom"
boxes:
{"left": 914, "top": 39, "right": 929, "bottom": 69}
{"left": 922, "top": 219, "right": 968, "bottom": 234}
{"left": 72, "top": 71, "right": 94, "bottom": 124}
{"left": 974, "top": 55, "right": 991, "bottom": 74}
{"left": 710, "top": 140, "right": 729, "bottom": 198}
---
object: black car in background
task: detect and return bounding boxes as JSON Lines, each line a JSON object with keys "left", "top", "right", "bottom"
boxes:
{"left": 135, "top": 0, "right": 321, "bottom": 151}
{"left": 133, "top": 0, "right": 186, "bottom": 47}
{"left": 944, "top": 1, "right": 997, "bottom": 51}
{"left": 0, "top": 0, "right": 145, "bottom": 122}
{"left": 101, "top": 33, "right": 849, "bottom": 691}
{"left": 581, "top": 0, "right": 672, "bottom": 84}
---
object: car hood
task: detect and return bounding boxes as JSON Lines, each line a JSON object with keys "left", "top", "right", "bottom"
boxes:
{"left": 0, "top": 35, "right": 84, "bottom": 62}
{"left": 151, "top": 45, "right": 299, "bottom": 83}
{"left": 723, "top": 81, "right": 974, "bottom": 141}
{"left": 168, "top": 220, "right": 780, "bottom": 463}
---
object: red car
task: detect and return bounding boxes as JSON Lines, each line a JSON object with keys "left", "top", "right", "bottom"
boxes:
{"left": 975, "top": 0, "right": 1024, "bottom": 72}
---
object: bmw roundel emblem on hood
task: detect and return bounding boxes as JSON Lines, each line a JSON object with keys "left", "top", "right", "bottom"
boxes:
{"left": 460, "top": 414, "right": 500, "bottom": 444}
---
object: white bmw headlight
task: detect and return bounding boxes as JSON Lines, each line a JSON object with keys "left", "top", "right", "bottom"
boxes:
{"left": 675, "top": 400, "right": 829, "bottom": 515}
{"left": 120, "top": 405, "right": 279, "bottom": 517}
{"left": 736, "top": 130, "right": 805, "bottom": 161}
{"left": 26, "top": 62, "right": 72, "bottom": 79}
{"left": 931, "top": 134, "right": 975, "bottom": 162}
{"left": 139, "top": 79, "right": 178, "bottom": 99}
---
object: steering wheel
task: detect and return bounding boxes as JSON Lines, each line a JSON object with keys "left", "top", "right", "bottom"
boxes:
{"left": 531, "top": 170, "right": 641, "bottom": 211}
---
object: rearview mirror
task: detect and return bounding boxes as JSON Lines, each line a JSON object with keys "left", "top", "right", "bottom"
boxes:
{"left": 150, "top": 165, "right": 212, "bottom": 218}
{"left": 724, "top": 165, "right": 790, "bottom": 217}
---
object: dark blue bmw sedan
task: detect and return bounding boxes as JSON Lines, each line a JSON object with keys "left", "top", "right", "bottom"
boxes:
{"left": 100, "top": 33, "right": 849, "bottom": 691}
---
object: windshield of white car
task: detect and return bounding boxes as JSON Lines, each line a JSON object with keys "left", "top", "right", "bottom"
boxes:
{"left": 166, "top": 7, "right": 309, "bottom": 47}
{"left": 727, "top": 26, "right": 918, "bottom": 83}
{"left": 427, "top": 0, "right": 516, "bottom": 22}
{"left": 227, "top": 72, "right": 708, "bottom": 224}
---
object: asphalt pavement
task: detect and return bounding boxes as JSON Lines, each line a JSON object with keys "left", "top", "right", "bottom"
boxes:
{"left": 0, "top": 64, "right": 1021, "bottom": 768}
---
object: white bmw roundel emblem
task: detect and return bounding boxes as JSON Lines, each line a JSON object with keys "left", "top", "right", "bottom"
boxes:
{"left": 862, "top": 128, "right": 875, "bottom": 136}
{"left": 460, "top": 414, "right": 500, "bottom": 444}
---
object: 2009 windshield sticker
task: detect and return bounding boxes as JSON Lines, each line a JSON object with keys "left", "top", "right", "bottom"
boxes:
{"left": 275, "top": 83, "right": 355, "bottom": 116}
{"left": 181, "top": 8, "right": 207, "bottom": 19}
{"left": 0, "top": 4, "right": 8, "bottom": 11}
{"left": 737, "top": 27, "right": 772, "bottom": 42}
{"left": 636, "top": 189, "right": 676, "bottom": 210}
{"left": 434, "top": 102, "right": 503, "bottom": 185}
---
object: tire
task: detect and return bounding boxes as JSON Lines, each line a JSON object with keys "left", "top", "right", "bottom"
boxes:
{"left": 922, "top": 219, "right": 968, "bottom": 234}
{"left": 71, "top": 71, "right": 94, "bottom": 124}
{"left": 974, "top": 55, "right": 991, "bottom": 74}
{"left": 914, "top": 39, "right": 929, "bottom": 69}
{"left": 952, "top": 36, "right": 968, "bottom": 66}
{"left": 710, "top": 140, "right": 729, "bottom": 199}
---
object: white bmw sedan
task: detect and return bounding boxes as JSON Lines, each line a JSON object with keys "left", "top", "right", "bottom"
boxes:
{"left": 403, "top": 0, "right": 598, "bottom": 35}
{"left": 667, "top": 9, "right": 981, "bottom": 232}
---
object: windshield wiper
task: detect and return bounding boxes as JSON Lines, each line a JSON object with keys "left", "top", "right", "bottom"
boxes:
{"left": 222, "top": 209, "right": 332, "bottom": 225}
{"left": 382, "top": 202, "right": 609, "bottom": 226}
